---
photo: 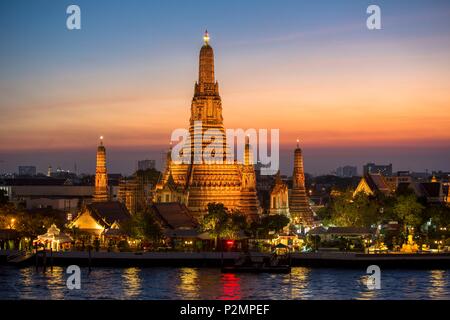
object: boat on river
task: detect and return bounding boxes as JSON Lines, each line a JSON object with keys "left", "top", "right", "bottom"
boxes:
{"left": 221, "top": 252, "right": 291, "bottom": 274}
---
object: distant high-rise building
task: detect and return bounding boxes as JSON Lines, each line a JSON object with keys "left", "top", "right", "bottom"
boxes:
{"left": 47, "top": 165, "right": 52, "bottom": 177}
{"left": 363, "top": 162, "right": 393, "bottom": 176}
{"left": 137, "top": 159, "right": 156, "bottom": 171}
{"left": 93, "top": 137, "right": 109, "bottom": 202}
{"left": 18, "top": 166, "right": 36, "bottom": 176}
{"left": 336, "top": 166, "right": 358, "bottom": 177}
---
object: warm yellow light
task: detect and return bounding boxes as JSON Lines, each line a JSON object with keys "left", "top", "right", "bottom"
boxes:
{"left": 100, "top": 135, "right": 104, "bottom": 140}
{"left": 203, "top": 30, "right": 210, "bottom": 44}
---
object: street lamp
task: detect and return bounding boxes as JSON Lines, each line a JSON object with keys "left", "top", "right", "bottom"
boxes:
{"left": 434, "top": 240, "right": 443, "bottom": 253}
{"left": 364, "top": 239, "right": 371, "bottom": 254}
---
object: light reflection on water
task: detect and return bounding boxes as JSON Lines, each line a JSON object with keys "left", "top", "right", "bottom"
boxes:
{"left": 219, "top": 273, "right": 241, "bottom": 300}
{"left": 429, "top": 270, "right": 446, "bottom": 299}
{"left": 122, "top": 267, "right": 142, "bottom": 299}
{"left": 287, "top": 267, "right": 312, "bottom": 299}
{"left": 176, "top": 268, "right": 200, "bottom": 299}
{"left": 0, "top": 266, "right": 449, "bottom": 300}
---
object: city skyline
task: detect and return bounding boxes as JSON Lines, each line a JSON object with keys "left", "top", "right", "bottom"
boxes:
{"left": 1, "top": 144, "right": 449, "bottom": 177}
{"left": 1, "top": 0, "right": 450, "bottom": 175}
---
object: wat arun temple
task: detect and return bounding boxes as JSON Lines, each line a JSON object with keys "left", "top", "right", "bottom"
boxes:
{"left": 152, "top": 32, "right": 315, "bottom": 227}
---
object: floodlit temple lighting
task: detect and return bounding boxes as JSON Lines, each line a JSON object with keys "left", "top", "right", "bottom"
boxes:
{"left": 203, "top": 30, "right": 210, "bottom": 44}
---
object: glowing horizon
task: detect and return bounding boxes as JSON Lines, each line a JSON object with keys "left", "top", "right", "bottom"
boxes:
{"left": 1, "top": 0, "right": 449, "bottom": 174}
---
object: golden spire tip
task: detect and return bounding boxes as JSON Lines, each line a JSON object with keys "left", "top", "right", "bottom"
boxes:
{"left": 203, "top": 30, "right": 210, "bottom": 44}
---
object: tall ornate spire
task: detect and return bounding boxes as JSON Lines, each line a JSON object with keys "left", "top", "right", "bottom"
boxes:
{"left": 198, "top": 30, "right": 215, "bottom": 85}
{"left": 293, "top": 142, "right": 305, "bottom": 185}
{"left": 155, "top": 32, "right": 261, "bottom": 221}
{"left": 240, "top": 135, "right": 260, "bottom": 218}
{"left": 190, "top": 30, "right": 225, "bottom": 156}
{"left": 289, "top": 141, "right": 314, "bottom": 227}
{"left": 244, "top": 135, "right": 254, "bottom": 165}
{"left": 93, "top": 136, "right": 109, "bottom": 202}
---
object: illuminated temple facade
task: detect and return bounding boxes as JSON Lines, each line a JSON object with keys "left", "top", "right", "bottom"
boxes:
{"left": 269, "top": 172, "right": 290, "bottom": 216}
{"left": 289, "top": 141, "right": 315, "bottom": 226}
{"left": 93, "top": 137, "right": 109, "bottom": 202}
{"left": 155, "top": 32, "right": 260, "bottom": 220}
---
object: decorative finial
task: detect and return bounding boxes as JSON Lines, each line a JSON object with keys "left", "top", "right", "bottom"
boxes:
{"left": 100, "top": 135, "right": 104, "bottom": 145}
{"left": 296, "top": 138, "right": 299, "bottom": 148}
{"left": 245, "top": 134, "right": 250, "bottom": 145}
{"left": 203, "top": 29, "right": 210, "bottom": 45}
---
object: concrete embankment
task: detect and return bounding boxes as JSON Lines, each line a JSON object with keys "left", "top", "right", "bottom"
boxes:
{"left": 291, "top": 252, "right": 450, "bottom": 268}
{"left": 2, "top": 250, "right": 450, "bottom": 268}
{"left": 2, "top": 251, "right": 246, "bottom": 267}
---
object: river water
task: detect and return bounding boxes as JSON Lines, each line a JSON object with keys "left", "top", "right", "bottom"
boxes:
{"left": 0, "top": 266, "right": 449, "bottom": 300}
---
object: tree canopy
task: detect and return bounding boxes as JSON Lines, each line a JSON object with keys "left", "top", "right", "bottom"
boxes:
{"left": 392, "top": 194, "right": 425, "bottom": 228}
{"left": 318, "top": 190, "right": 379, "bottom": 227}
{"left": 121, "top": 209, "right": 162, "bottom": 243}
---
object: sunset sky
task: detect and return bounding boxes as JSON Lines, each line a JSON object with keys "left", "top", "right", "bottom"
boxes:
{"left": 1, "top": 0, "right": 449, "bottom": 175}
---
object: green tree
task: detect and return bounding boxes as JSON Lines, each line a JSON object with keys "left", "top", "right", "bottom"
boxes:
{"left": 201, "top": 203, "right": 231, "bottom": 249}
{"left": 326, "top": 191, "right": 379, "bottom": 227}
{"left": 393, "top": 194, "right": 425, "bottom": 231}
{"left": 229, "top": 211, "right": 249, "bottom": 233}
{"left": 0, "top": 204, "right": 66, "bottom": 241}
{"left": 122, "top": 209, "right": 162, "bottom": 243}
{"left": 247, "top": 214, "right": 290, "bottom": 239}
{"left": 316, "top": 206, "right": 332, "bottom": 226}
{"left": 376, "top": 192, "right": 397, "bottom": 222}
{"left": 16, "top": 211, "right": 64, "bottom": 238}
{"left": 426, "top": 204, "right": 450, "bottom": 229}
{"left": 201, "top": 203, "right": 250, "bottom": 249}
{"left": 260, "top": 214, "right": 290, "bottom": 234}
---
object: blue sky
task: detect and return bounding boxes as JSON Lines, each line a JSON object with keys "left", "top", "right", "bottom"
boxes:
{"left": 1, "top": 0, "right": 449, "bottom": 175}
